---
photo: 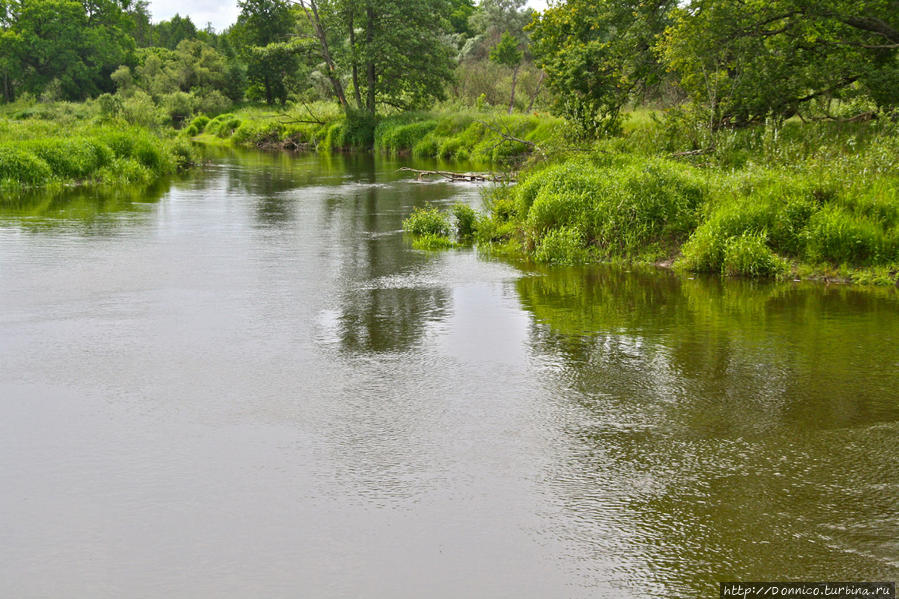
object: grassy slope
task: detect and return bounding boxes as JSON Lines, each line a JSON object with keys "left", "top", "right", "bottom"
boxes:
{"left": 0, "top": 102, "right": 195, "bottom": 190}
{"left": 188, "top": 103, "right": 565, "bottom": 165}
{"left": 407, "top": 111, "right": 899, "bottom": 286}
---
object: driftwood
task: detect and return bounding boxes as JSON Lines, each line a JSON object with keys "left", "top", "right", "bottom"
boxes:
{"left": 398, "top": 167, "right": 515, "bottom": 183}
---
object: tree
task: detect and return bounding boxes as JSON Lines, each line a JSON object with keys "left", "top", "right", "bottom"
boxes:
{"left": 659, "top": 0, "right": 899, "bottom": 127}
{"left": 490, "top": 31, "right": 523, "bottom": 113}
{"left": 529, "top": 0, "right": 675, "bottom": 135}
{"left": 234, "top": 0, "right": 296, "bottom": 48}
{"left": 0, "top": 0, "right": 136, "bottom": 101}
{"left": 298, "top": 0, "right": 455, "bottom": 116}
{"left": 246, "top": 40, "right": 306, "bottom": 105}
{"left": 152, "top": 14, "right": 199, "bottom": 50}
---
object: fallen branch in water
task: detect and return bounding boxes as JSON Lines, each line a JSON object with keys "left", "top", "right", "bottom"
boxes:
{"left": 398, "top": 167, "right": 516, "bottom": 183}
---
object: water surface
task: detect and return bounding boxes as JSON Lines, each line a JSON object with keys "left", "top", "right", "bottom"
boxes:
{"left": 1, "top": 149, "right": 897, "bottom": 598}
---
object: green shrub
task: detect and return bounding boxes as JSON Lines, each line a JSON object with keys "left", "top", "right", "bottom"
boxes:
{"left": 806, "top": 206, "right": 888, "bottom": 265}
{"left": 195, "top": 91, "right": 231, "bottom": 118}
{"left": 190, "top": 114, "right": 211, "bottom": 132}
{"left": 375, "top": 119, "right": 437, "bottom": 153}
{"left": 0, "top": 145, "right": 53, "bottom": 185}
{"left": 452, "top": 203, "right": 477, "bottom": 239}
{"left": 24, "top": 138, "right": 113, "bottom": 179}
{"left": 121, "top": 91, "right": 166, "bottom": 128}
{"left": 534, "top": 227, "right": 593, "bottom": 265}
{"left": 403, "top": 206, "right": 451, "bottom": 237}
{"left": 721, "top": 232, "right": 787, "bottom": 277}
{"left": 164, "top": 91, "right": 196, "bottom": 126}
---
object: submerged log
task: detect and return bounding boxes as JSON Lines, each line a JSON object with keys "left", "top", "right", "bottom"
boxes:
{"left": 398, "top": 167, "right": 515, "bottom": 183}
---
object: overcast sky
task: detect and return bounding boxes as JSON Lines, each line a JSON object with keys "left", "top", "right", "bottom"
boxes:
{"left": 147, "top": 0, "right": 550, "bottom": 32}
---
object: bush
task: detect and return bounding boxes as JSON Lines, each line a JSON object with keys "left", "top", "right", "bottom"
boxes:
{"left": 164, "top": 91, "right": 196, "bottom": 126}
{"left": 0, "top": 145, "right": 53, "bottom": 185}
{"left": 190, "top": 114, "right": 211, "bottom": 132}
{"left": 721, "top": 232, "right": 787, "bottom": 277}
{"left": 195, "top": 91, "right": 231, "bottom": 118}
{"left": 121, "top": 91, "right": 166, "bottom": 128}
{"left": 534, "top": 226, "right": 593, "bottom": 265}
{"left": 452, "top": 203, "right": 477, "bottom": 239}
{"left": 403, "top": 206, "right": 451, "bottom": 237}
{"left": 806, "top": 207, "right": 888, "bottom": 265}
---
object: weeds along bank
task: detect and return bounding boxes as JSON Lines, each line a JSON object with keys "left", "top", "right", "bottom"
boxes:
{"left": 190, "top": 105, "right": 563, "bottom": 164}
{"left": 0, "top": 104, "right": 196, "bottom": 190}
{"left": 404, "top": 117, "right": 899, "bottom": 286}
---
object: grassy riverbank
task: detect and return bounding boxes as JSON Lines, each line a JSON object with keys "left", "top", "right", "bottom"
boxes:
{"left": 189, "top": 103, "right": 564, "bottom": 165}
{"left": 404, "top": 115, "right": 899, "bottom": 286}
{"left": 0, "top": 102, "right": 196, "bottom": 190}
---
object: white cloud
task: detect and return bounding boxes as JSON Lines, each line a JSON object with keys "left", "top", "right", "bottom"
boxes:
{"left": 147, "top": 0, "right": 239, "bottom": 32}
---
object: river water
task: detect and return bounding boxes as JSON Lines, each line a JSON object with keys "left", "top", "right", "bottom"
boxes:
{"left": 1, "top": 149, "right": 897, "bottom": 598}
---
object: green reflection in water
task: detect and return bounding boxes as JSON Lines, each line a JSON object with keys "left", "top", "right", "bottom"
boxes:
{"left": 516, "top": 264, "right": 899, "bottom": 595}
{"left": 0, "top": 179, "right": 171, "bottom": 233}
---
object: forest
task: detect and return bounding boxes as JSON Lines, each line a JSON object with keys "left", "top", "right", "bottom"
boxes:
{"left": 1, "top": 0, "right": 898, "bottom": 283}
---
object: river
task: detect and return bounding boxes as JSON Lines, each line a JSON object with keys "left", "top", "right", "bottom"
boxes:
{"left": 1, "top": 148, "right": 897, "bottom": 598}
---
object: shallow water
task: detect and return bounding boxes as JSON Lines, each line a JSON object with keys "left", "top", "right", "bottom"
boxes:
{"left": 1, "top": 149, "right": 897, "bottom": 598}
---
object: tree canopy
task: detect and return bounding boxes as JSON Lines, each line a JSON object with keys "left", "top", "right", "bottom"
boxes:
{"left": 530, "top": 0, "right": 899, "bottom": 133}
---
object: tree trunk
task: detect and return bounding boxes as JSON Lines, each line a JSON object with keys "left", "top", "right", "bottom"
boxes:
{"left": 348, "top": 7, "right": 363, "bottom": 110}
{"left": 526, "top": 71, "right": 545, "bottom": 113}
{"left": 365, "top": 4, "right": 376, "bottom": 116}
{"left": 299, "top": 0, "right": 349, "bottom": 111}
{"left": 507, "top": 64, "right": 520, "bottom": 115}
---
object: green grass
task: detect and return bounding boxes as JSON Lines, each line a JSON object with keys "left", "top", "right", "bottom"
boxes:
{"left": 0, "top": 107, "right": 196, "bottom": 189}
{"left": 458, "top": 114, "right": 899, "bottom": 285}
{"left": 194, "top": 104, "right": 566, "bottom": 164}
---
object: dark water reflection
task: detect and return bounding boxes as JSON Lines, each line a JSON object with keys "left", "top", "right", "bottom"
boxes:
{"left": 1, "top": 148, "right": 896, "bottom": 598}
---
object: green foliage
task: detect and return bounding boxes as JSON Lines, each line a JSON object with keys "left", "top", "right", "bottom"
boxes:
{"left": 529, "top": 0, "right": 674, "bottom": 136}
{"left": 0, "top": 118, "right": 192, "bottom": 188}
{"left": 302, "top": 0, "right": 455, "bottom": 116}
{"left": 519, "top": 157, "right": 704, "bottom": 258}
{"left": 245, "top": 40, "right": 304, "bottom": 106}
{"left": 452, "top": 203, "right": 477, "bottom": 239}
{"left": 721, "top": 232, "right": 787, "bottom": 278}
{"left": 0, "top": 145, "right": 52, "bottom": 185}
{"left": 403, "top": 206, "right": 452, "bottom": 238}
{"left": 660, "top": 0, "right": 899, "bottom": 127}
{"left": 806, "top": 207, "right": 892, "bottom": 266}
{"left": 534, "top": 226, "right": 593, "bottom": 265}
{"left": 0, "top": 0, "right": 136, "bottom": 102}
{"left": 164, "top": 91, "right": 196, "bottom": 126}
{"left": 489, "top": 32, "right": 523, "bottom": 69}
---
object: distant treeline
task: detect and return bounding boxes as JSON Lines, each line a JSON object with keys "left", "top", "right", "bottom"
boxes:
{"left": 1, "top": 1, "right": 897, "bottom": 136}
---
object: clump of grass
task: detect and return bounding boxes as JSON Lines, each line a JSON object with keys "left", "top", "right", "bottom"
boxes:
{"left": 375, "top": 117, "right": 438, "bottom": 154}
{"left": 721, "top": 232, "right": 788, "bottom": 277}
{"left": 515, "top": 156, "right": 704, "bottom": 258}
{"left": 412, "top": 233, "right": 457, "bottom": 250}
{"left": 806, "top": 206, "right": 891, "bottom": 265}
{"left": 0, "top": 118, "right": 192, "bottom": 189}
{"left": 534, "top": 226, "right": 593, "bottom": 265}
{"left": 452, "top": 203, "right": 477, "bottom": 239}
{"left": 403, "top": 206, "right": 452, "bottom": 237}
{"left": 0, "top": 146, "right": 53, "bottom": 185}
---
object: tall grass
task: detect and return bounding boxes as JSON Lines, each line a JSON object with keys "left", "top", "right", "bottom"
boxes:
{"left": 0, "top": 117, "right": 195, "bottom": 189}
